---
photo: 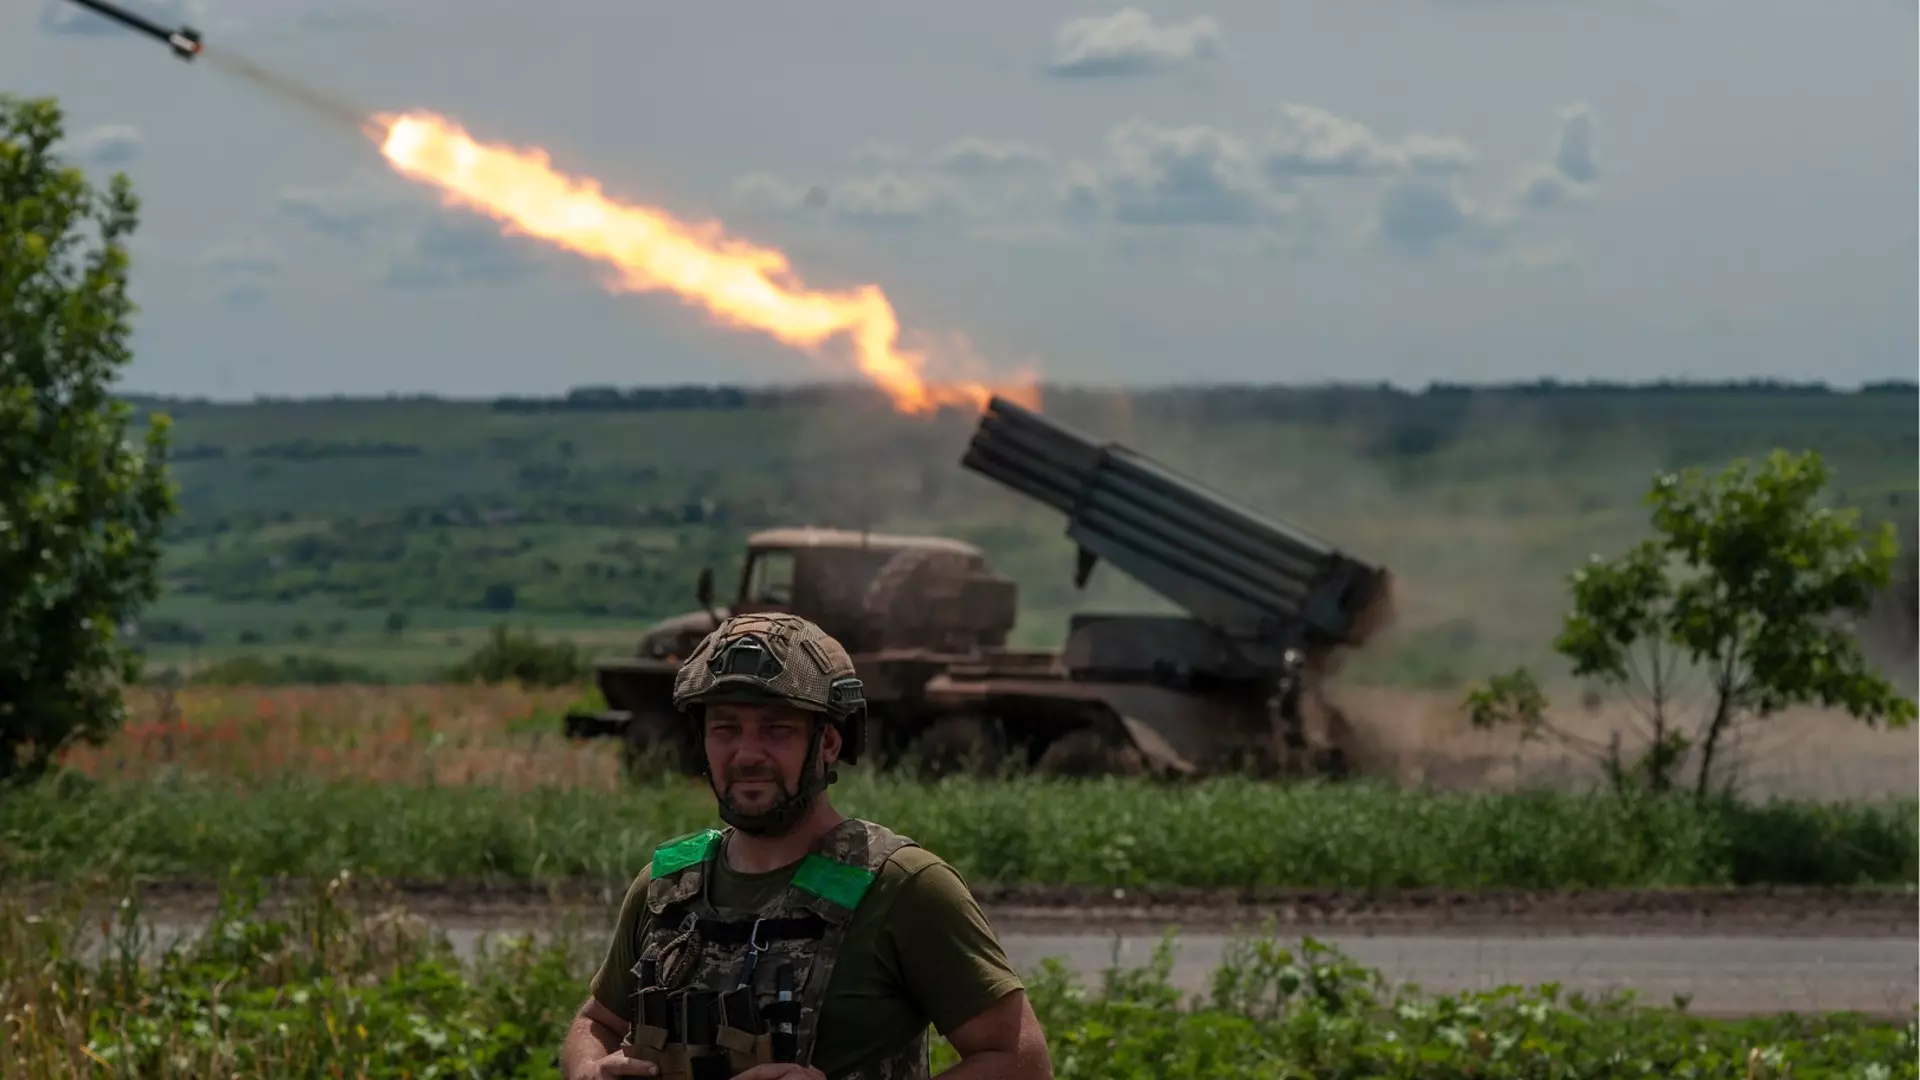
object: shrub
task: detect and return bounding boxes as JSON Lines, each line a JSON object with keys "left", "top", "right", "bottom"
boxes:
{"left": 191, "top": 654, "right": 389, "bottom": 687}
{"left": 442, "top": 625, "right": 590, "bottom": 688}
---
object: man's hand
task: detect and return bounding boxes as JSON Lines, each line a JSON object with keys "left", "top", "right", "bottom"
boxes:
{"left": 560, "top": 996, "right": 643, "bottom": 1080}
{"left": 729, "top": 1066, "right": 826, "bottom": 1080}
{"left": 583, "top": 1045, "right": 660, "bottom": 1068}
{"left": 584, "top": 1051, "right": 659, "bottom": 1077}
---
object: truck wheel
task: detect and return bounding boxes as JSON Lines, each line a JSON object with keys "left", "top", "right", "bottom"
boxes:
{"left": 912, "top": 716, "right": 1005, "bottom": 779}
{"left": 1036, "top": 729, "right": 1143, "bottom": 778}
{"left": 622, "top": 710, "right": 695, "bottom": 780}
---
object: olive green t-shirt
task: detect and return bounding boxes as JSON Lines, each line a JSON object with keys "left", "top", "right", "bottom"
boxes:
{"left": 589, "top": 835, "right": 1025, "bottom": 1076}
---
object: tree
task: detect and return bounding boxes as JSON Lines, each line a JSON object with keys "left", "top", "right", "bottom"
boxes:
{"left": 0, "top": 95, "right": 176, "bottom": 783}
{"left": 1466, "top": 449, "right": 1915, "bottom": 798}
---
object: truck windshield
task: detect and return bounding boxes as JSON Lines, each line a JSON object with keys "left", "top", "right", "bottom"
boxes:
{"left": 745, "top": 550, "right": 796, "bottom": 604}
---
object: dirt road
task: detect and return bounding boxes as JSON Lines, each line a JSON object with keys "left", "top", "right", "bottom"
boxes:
{"left": 990, "top": 930, "right": 1916, "bottom": 1018}
{"left": 365, "top": 920, "right": 1914, "bottom": 1018}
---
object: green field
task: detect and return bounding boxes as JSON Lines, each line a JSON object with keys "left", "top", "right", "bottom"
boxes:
{"left": 126, "top": 381, "right": 1920, "bottom": 688}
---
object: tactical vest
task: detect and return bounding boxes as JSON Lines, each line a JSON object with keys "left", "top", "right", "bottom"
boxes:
{"left": 620, "top": 818, "right": 932, "bottom": 1080}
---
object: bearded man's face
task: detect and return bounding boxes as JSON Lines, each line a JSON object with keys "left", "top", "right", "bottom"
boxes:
{"left": 702, "top": 702, "right": 840, "bottom": 836}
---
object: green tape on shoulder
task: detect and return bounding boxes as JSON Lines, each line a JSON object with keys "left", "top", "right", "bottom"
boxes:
{"left": 792, "top": 854, "right": 877, "bottom": 911}
{"left": 651, "top": 829, "right": 722, "bottom": 878}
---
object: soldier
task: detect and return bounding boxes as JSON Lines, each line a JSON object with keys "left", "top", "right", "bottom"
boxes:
{"left": 560, "top": 613, "right": 1053, "bottom": 1080}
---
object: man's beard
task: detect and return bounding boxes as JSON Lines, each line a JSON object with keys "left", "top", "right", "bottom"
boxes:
{"left": 713, "top": 761, "right": 822, "bottom": 837}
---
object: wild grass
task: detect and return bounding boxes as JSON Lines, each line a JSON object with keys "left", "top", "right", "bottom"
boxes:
{"left": 8, "top": 770, "right": 1913, "bottom": 890}
{"left": 55, "top": 684, "right": 606, "bottom": 790}
{"left": 6, "top": 686, "right": 1912, "bottom": 891}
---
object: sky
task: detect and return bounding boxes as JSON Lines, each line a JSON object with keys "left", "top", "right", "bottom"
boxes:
{"left": 6, "top": 0, "right": 1916, "bottom": 399}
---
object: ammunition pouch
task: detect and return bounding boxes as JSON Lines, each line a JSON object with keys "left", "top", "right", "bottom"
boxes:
{"left": 631, "top": 919, "right": 817, "bottom": 1073}
{"left": 718, "top": 985, "right": 774, "bottom": 1072}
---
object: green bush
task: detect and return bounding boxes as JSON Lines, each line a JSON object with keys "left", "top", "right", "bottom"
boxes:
{"left": 3, "top": 882, "right": 1911, "bottom": 1079}
{"left": 189, "top": 653, "right": 390, "bottom": 687}
{"left": 441, "top": 625, "right": 589, "bottom": 687}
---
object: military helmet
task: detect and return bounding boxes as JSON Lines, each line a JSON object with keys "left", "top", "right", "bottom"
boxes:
{"left": 672, "top": 613, "right": 867, "bottom": 763}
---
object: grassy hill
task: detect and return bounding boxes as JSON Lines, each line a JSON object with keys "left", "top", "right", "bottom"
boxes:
{"left": 123, "top": 380, "right": 1919, "bottom": 686}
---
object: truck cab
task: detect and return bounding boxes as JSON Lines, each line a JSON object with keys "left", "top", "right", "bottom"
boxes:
{"left": 633, "top": 527, "right": 1016, "bottom": 664}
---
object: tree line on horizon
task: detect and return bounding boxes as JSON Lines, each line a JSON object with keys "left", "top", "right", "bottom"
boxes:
{"left": 114, "top": 375, "right": 1920, "bottom": 414}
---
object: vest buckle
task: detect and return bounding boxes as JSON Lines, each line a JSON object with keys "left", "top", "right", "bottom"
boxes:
{"left": 736, "top": 917, "right": 769, "bottom": 990}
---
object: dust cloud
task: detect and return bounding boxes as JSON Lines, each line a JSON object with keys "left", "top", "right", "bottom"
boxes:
{"left": 1325, "top": 686, "right": 1919, "bottom": 801}
{"left": 1858, "top": 521, "right": 1918, "bottom": 700}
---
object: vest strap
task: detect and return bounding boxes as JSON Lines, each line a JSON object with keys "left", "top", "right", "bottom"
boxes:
{"left": 652, "top": 829, "right": 724, "bottom": 877}
{"left": 790, "top": 853, "right": 878, "bottom": 911}
{"left": 691, "top": 914, "right": 827, "bottom": 946}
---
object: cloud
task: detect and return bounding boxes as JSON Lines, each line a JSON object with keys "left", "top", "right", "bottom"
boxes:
{"left": 732, "top": 135, "right": 1054, "bottom": 229}
{"left": 66, "top": 123, "right": 143, "bottom": 167}
{"left": 278, "top": 172, "right": 391, "bottom": 240}
{"left": 40, "top": 0, "right": 207, "bottom": 36}
{"left": 1370, "top": 178, "right": 1507, "bottom": 253}
{"left": 275, "top": 170, "right": 544, "bottom": 288}
{"left": 1511, "top": 102, "right": 1602, "bottom": 209}
{"left": 1059, "top": 106, "right": 1477, "bottom": 233}
{"left": 809, "top": 172, "right": 951, "bottom": 227}
{"left": 1046, "top": 8, "right": 1222, "bottom": 78}
{"left": 384, "top": 217, "right": 538, "bottom": 287}
{"left": 1370, "top": 103, "right": 1602, "bottom": 254}
{"left": 730, "top": 169, "right": 954, "bottom": 227}
{"left": 1265, "top": 104, "right": 1475, "bottom": 179}
{"left": 1062, "top": 119, "right": 1296, "bottom": 228}
{"left": 197, "top": 237, "right": 280, "bottom": 307}
{"left": 729, "top": 101, "right": 1601, "bottom": 267}
{"left": 933, "top": 136, "right": 1052, "bottom": 176}
{"left": 1552, "top": 103, "right": 1600, "bottom": 182}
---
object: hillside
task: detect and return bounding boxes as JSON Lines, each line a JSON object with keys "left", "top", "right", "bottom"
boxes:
{"left": 123, "top": 380, "right": 1919, "bottom": 686}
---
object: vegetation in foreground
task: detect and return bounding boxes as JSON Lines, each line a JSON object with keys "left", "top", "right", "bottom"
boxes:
{"left": 2, "top": 880, "right": 1911, "bottom": 1079}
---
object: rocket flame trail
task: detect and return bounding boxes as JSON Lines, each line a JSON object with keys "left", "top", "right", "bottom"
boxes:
{"left": 372, "top": 111, "right": 1036, "bottom": 415}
